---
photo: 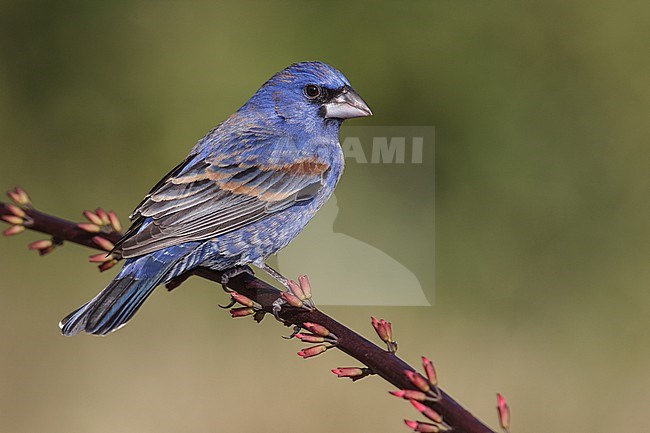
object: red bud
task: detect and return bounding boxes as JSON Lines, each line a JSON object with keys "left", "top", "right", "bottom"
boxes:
{"left": 287, "top": 279, "right": 306, "bottom": 300}
{"left": 404, "top": 420, "right": 440, "bottom": 433}
{"left": 331, "top": 367, "right": 364, "bottom": 378}
{"left": 28, "top": 239, "right": 53, "bottom": 251}
{"left": 230, "top": 291, "right": 254, "bottom": 307}
{"left": 298, "top": 275, "right": 312, "bottom": 298}
{"left": 422, "top": 356, "right": 438, "bottom": 386}
{"left": 95, "top": 208, "right": 110, "bottom": 225}
{"left": 3, "top": 225, "right": 25, "bottom": 236}
{"left": 496, "top": 393, "right": 510, "bottom": 430}
{"left": 295, "top": 333, "right": 325, "bottom": 343}
{"left": 405, "top": 370, "right": 431, "bottom": 393}
{"left": 92, "top": 236, "right": 115, "bottom": 251}
{"left": 108, "top": 211, "right": 122, "bottom": 232}
{"left": 297, "top": 344, "right": 327, "bottom": 359}
{"left": 302, "top": 322, "right": 330, "bottom": 337}
{"left": 410, "top": 400, "right": 443, "bottom": 423}
{"left": 83, "top": 210, "right": 104, "bottom": 226}
{"left": 6, "top": 204, "right": 25, "bottom": 218}
{"left": 371, "top": 316, "right": 394, "bottom": 345}
{"left": 281, "top": 291, "right": 304, "bottom": 308}
{"left": 7, "top": 187, "right": 31, "bottom": 206}
{"left": 2, "top": 215, "right": 23, "bottom": 225}
{"left": 230, "top": 307, "right": 254, "bottom": 318}
{"left": 389, "top": 389, "right": 428, "bottom": 401}
{"left": 77, "top": 223, "right": 100, "bottom": 233}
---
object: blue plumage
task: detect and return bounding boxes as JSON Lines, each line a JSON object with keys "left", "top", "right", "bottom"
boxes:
{"left": 61, "top": 61, "right": 372, "bottom": 336}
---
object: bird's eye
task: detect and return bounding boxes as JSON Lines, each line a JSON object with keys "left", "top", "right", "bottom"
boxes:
{"left": 304, "top": 84, "right": 321, "bottom": 99}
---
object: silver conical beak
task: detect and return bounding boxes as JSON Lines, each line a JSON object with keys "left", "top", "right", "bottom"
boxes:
{"left": 323, "top": 86, "right": 372, "bottom": 119}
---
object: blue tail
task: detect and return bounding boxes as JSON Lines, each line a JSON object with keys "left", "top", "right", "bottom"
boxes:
{"left": 60, "top": 244, "right": 198, "bottom": 336}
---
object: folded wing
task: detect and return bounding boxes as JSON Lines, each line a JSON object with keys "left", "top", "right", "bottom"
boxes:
{"left": 112, "top": 154, "right": 329, "bottom": 259}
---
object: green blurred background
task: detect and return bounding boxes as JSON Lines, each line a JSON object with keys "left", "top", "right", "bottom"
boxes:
{"left": 1, "top": 1, "right": 649, "bottom": 432}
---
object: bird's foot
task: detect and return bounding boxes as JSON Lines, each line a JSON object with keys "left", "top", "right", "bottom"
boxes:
{"left": 272, "top": 297, "right": 287, "bottom": 322}
{"left": 260, "top": 264, "right": 316, "bottom": 321}
{"left": 270, "top": 274, "right": 316, "bottom": 323}
{"left": 219, "top": 265, "right": 254, "bottom": 292}
{"left": 282, "top": 324, "right": 302, "bottom": 339}
{"left": 260, "top": 263, "right": 290, "bottom": 288}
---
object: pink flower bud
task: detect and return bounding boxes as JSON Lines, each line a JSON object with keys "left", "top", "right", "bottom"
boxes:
{"left": 108, "top": 211, "right": 122, "bottom": 232}
{"left": 422, "top": 356, "right": 438, "bottom": 387}
{"left": 331, "top": 367, "right": 364, "bottom": 378}
{"left": 287, "top": 279, "right": 306, "bottom": 300}
{"left": 405, "top": 420, "right": 418, "bottom": 430}
{"left": 404, "top": 420, "right": 440, "bottom": 433}
{"left": 230, "top": 307, "right": 254, "bottom": 318}
{"left": 7, "top": 189, "right": 20, "bottom": 204}
{"left": 410, "top": 400, "right": 443, "bottom": 423}
{"left": 3, "top": 225, "right": 25, "bottom": 236}
{"left": 92, "top": 236, "right": 115, "bottom": 251}
{"left": 405, "top": 370, "right": 431, "bottom": 393}
{"left": 16, "top": 187, "right": 30, "bottom": 204}
{"left": 496, "top": 393, "right": 510, "bottom": 430}
{"left": 295, "top": 333, "right": 325, "bottom": 343}
{"left": 281, "top": 291, "right": 304, "bottom": 308}
{"left": 77, "top": 223, "right": 100, "bottom": 233}
{"left": 298, "top": 275, "right": 312, "bottom": 298}
{"left": 28, "top": 239, "right": 53, "bottom": 251}
{"left": 7, "top": 187, "right": 31, "bottom": 206}
{"left": 230, "top": 291, "right": 254, "bottom": 307}
{"left": 382, "top": 319, "right": 393, "bottom": 341}
{"left": 2, "top": 215, "right": 24, "bottom": 225}
{"left": 389, "top": 389, "right": 428, "bottom": 401}
{"left": 302, "top": 322, "right": 330, "bottom": 337}
{"left": 6, "top": 204, "right": 25, "bottom": 218}
{"left": 297, "top": 344, "right": 327, "bottom": 359}
{"left": 95, "top": 208, "right": 110, "bottom": 226}
{"left": 83, "top": 210, "right": 104, "bottom": 226}
{"left": 371, "top": 317, "right": 393, "bottom": 343}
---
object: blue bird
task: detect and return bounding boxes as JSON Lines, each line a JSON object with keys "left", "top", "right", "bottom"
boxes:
{"left": 60, "top": 61, "right": 372, "bottom": 336}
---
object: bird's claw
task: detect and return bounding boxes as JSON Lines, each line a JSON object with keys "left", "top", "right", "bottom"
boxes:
{"left": 218, "top": 298, "right": 237, "bottom": 309}
{"left": 219, "top": 265, "right": 254, "bottom": 290}
{"left": 282, "top": 325, "right": 302, "bottom": 339}
{"left": 272, "top": 297, "right": 286, "bottom": 322}
{"left": 302, "top": 298, "right": 316, "bottom": 311}
{"left": 267, "top": 273, "right": 317, "bottom": 323}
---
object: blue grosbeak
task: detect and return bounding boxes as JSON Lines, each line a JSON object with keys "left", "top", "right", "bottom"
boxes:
{"left": 60, "top": 61, "right": 371, "bottom": 336}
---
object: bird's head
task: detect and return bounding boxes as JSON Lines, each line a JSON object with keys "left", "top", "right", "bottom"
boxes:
{"left": 243, "top": 61, "right": 372, "bottom": 132}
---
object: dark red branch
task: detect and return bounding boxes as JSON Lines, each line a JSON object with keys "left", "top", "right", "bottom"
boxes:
{"left": 1, "top": 200, "right": 496, "bottom": 433}
{"left": 1, "top": 204, "right": 123, "bottom": 248}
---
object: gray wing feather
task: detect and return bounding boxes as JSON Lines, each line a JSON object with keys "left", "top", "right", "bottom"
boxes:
{"left": 115, "top": 158, "right": 329, "bottom": 259}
